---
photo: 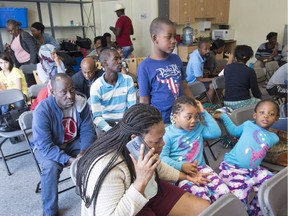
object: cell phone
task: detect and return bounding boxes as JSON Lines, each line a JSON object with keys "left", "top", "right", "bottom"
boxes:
{"left": 126, "top": 136, "right": 150, "bottom": 160}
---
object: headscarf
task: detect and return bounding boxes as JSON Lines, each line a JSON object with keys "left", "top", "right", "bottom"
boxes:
{"left": 39, "top": 44, "right": 57, "bottom": 79}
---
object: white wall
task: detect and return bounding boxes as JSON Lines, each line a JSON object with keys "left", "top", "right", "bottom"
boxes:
{"left": 1, "top": 0, "right": 287, "bottom": 58}
{"left": 229, "top": 0, "right": 288, "bottom": 63}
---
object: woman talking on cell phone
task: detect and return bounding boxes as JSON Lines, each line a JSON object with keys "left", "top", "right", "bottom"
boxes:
{"left": 76, "top": 103, "right": 210, "bottom": 216}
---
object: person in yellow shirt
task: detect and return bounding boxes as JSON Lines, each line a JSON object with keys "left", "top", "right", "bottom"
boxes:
{"left": 0, "top": 53, "right": 28, "bottom": 114}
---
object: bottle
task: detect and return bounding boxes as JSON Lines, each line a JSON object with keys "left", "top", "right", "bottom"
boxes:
{"left": 182, "top": 22, "right": 193, "bottom": 45}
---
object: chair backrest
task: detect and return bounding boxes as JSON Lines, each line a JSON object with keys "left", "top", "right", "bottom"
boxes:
{"left": 188, "top": 81, "right": 212, "bottom": 103}
{"left": 212, "top": 76, "right": 225, "bottom": 90}
{"left": 258, "top": 167, "right": 288, "bottom": 216}
{"left": 199, "top": 193, "right": 248, "bottom": 216}
{"left": 28, "top": 83, "right": 47, "bottom": 99}
{"left": 0, "top": 89, "right": 26, "bottom": 106}
{"left": 212, "top": 76, "right": 225, "bottom": 104}
{"left": 19, "top": 111, "right": 33, "bottom": 131}
{"left": 19, "top": 64, "right": 37, "bottom": 75}
{"left": 230, "top": 105, "right": 256, "bottom": 125}
{"left": 70, "top": 157, "right": 80, "bottom": 185}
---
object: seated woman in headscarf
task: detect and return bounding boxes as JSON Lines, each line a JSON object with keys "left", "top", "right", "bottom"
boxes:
{"left": 37, "top": 44, "right": 66, "bottom": 84}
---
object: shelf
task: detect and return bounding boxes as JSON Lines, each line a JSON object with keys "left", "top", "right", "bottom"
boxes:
{"left": 0, "top": 0, "right": 92, "bottom": 3}
{"left": 0, "top": 0, "right": 96, "bottom": 38}
{"left": 46, "top": 25, "right": 94, "bottom": 29}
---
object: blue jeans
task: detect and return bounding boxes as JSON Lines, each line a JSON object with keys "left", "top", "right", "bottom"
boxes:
{"left": 122, "top": 45, "right": 134, "bottom": 59}
{"left": 34, "top": 138, "right": 81, "bottom": 216}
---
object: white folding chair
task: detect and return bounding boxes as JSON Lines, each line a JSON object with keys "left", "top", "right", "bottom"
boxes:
{"left": 0, "top": 89, "right": 30, "bottom": 175}
{"left": 258, "top": 167, "right": 288, "bottom": 216}
{"left": 199, "top": 193, "right": 248, "bottom": 216}
{"left": 19, "top": 111, "right": 75, "bottom": 194}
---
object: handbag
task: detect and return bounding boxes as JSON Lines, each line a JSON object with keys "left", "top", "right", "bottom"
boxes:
{"left": 0, "top": 106, "right": 30, "bottom": 132}
{"left": 60, "top": 41, "right": 77, "bottom": 51}
{"left": 76, "top": 36, "right": 92, "bottom": 49}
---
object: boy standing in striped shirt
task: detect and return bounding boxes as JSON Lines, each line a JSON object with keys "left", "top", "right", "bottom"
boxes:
{"left": 90, "top": 48, "right": 136, "bottom": 133}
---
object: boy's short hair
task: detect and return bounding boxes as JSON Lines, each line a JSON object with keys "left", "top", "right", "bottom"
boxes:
{"left": 149, "top": 17, "right": 174, "bottom": 36}
{"left": 99, "top": 48, "right": 117, "bottom": 65}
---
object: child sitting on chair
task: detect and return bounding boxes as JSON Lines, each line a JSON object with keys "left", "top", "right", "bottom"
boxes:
{"left": 214, "top": 99, "right": 280, "bottom": 215}
{"left": 160, "top": 96, "right": 230, "bottom": 203}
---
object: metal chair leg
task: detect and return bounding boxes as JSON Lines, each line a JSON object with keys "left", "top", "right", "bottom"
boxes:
{"left": 0, "top": 138, "right": 12, "bottom": 175}
{"left": 206, "top": 141, "right": 217, "bottom": 161}
{"left": 203, "top": 150, "right": 210, "bottom": 166}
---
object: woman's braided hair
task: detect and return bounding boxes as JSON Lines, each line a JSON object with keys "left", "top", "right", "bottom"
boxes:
{"left": 76, "top": 103, "right": 163, "bottom": 213}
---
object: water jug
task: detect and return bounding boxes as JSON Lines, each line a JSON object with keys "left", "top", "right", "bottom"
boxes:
{"left": 182, "top": 23, "right": 193, "bottom": 45}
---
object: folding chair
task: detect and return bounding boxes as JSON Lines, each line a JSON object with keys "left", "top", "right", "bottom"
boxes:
{"left": 212, "top": 76, "right": 225, "bottom": 106}
{"left": 199, "top": 193, "right": 248, "bottom": 216}
{"left": 188, "top": 81, "right": 218, "bottom": 164}
{"left": 230, "top": 105, "right": 255, "bottom": 125}
{"left": 28, "top": 84, "right": 47, "bottom": 105}
{"left": 19, "top": 111, "right": 75, "bottom": 194}
{"left": 70, "top": 157, "right": 80, "bottom": 185}
{"left": 0, "top": 89, "right": 30, "bottom": 175}
{"left": 258, "top": 167, "right": 288, "bottom": 216}
{"left": 20, "top": 64, "right": 37, "bottom": 87}
{"left": 188, "top": 81, "right": 212, "bottom": 103}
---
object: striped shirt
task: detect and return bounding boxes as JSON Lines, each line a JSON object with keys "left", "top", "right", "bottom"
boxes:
{"left": 90, "top": 72, "right": 136, "bottom": 131}
{"left": 255, "top": 42, "right": 282, "bottom": 61}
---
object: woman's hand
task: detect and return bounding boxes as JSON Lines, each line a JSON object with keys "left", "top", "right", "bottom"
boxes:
{"left": 195, "top": 100, "right": 204, "bottom": 113}
{"left": 130, "top": 144, "right": 160, "bottom": 195}
{"left": 182, "top": 161, "right": 198, "bottom": 176}
{"left": 54, "top": 54, "right": 61, "bottom": 67}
